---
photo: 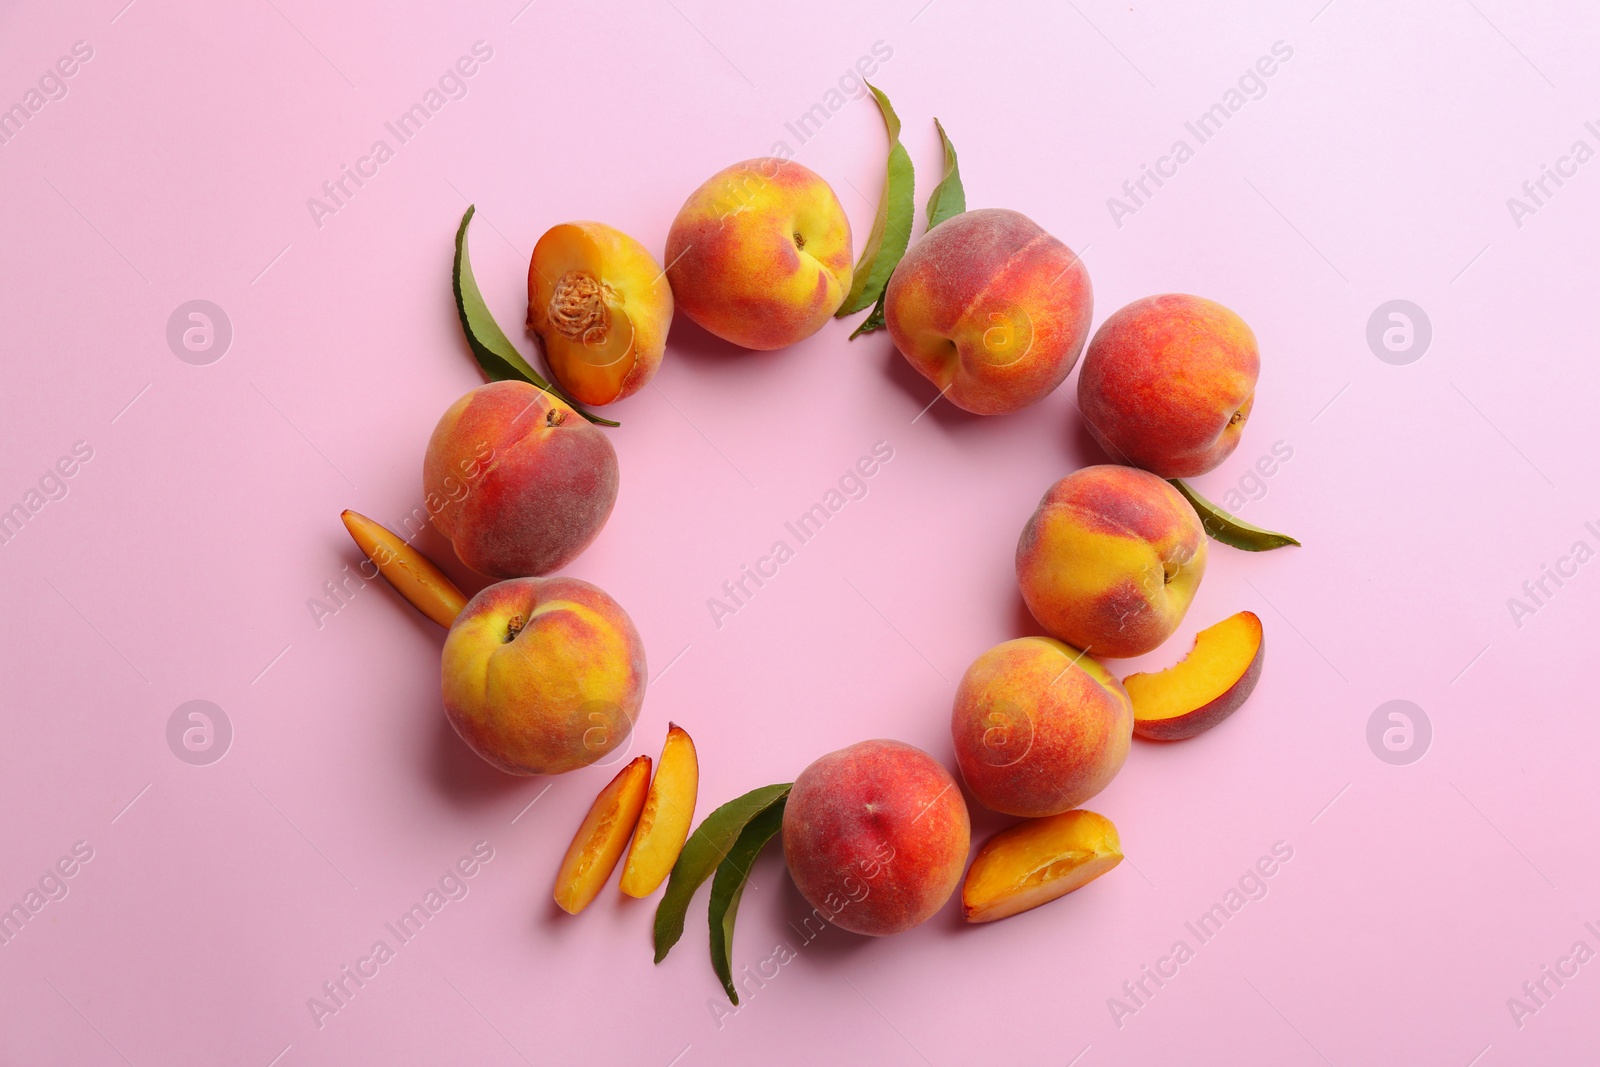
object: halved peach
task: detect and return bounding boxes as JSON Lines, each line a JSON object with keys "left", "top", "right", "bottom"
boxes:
{"left": 553, "top": 756, "right": 651, "bottom": 914}
{"left": 527, "top": 222, "right": 673, "bottom": 406}
{"left": 963, "top": 809, "right": 1122, "bottom": 923}
{"left": 618, "top": 724, "right": 699, "bottom": 898}
{"left": 1123, "top": 610, "right": 1264, "bottom": 741}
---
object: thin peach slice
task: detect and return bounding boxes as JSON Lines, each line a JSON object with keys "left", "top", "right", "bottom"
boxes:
{"left": 527, "top": 222, "right": 673, "bottom": 406}
{"left": 1123, "top": 610, "right": 1264, "bottom": 741}
{"left": 618, "top": 724, "right": 699, "bottom": 898}
{"left": 963, "top": 809, "right": 1122, "bottom": 923}
{"left": 340, "top": 510, "right": 466, "bottom": 628}
{"left": 554, "top": 756, "right": 651, "bottom": 914}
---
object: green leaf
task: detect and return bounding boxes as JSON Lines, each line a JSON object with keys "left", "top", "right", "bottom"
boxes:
{"left": 848, "top": 292, "right": 888, "bottom": 339}
{"left": 652, "top": 783, "right": 792, "bottom": 964}
{"left": 1170, "top": 478, "right": 1301, "bottom": 551}
{"left": 451, "top": 206, "right": 618, "bottom": 427}
{"left": 708, "top": 796, "right": 787, "bottom": 1004}
{"left": 837, "top": 83, "right": 915, "bottom": 317}
{"left": 924, "top": 118, "right": 965, "bottom": 230}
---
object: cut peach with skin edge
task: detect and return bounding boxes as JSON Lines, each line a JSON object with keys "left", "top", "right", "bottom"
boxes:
{"left": 1124, "top": 610, "right": 1264, "bottom": 741}
{"left": 619, "top": 725, "right": 699, "bottom": 898}
{"left": 553, "top": 756, "right": 651, "bottom": 915}
{"left": 340, "top": 509, "right": 466, "bottom": 628}
{"left": 527, "top": 222, "right": 673, "bottom": 406}
{"left": 962, "top": 809, "right": 1122, "bottom": 923}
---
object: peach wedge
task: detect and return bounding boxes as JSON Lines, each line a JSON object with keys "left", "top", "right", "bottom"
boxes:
{"left": 554, "top": 756, "right": 651, "bottom": 914}
{"left": 1124, "top": 610, "right": 1264, "bottom": 741}
{"left": 619, "top": 725, "right": 699, "bottom": 898}
{"left": 963, "top": 810, "right": 1122, "bottom": 923}
{"left": 340, "top": 509, "right": 466, "bottom": 628}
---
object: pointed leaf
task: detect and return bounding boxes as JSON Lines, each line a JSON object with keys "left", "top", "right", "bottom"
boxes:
{"left": 1170, "top": 478, "right": 1301, "bottom": 551}
{"left": 451, "top": 206, "right": 618, "bottom": 427}
{"left": 837, "top": 83, "right": 915, "bottom": 317}
{"left": 653, "top": 783, "right": 791, "bottom": 963}
{"left": 924, "top": 118, "right": 965, "bottom": 230}
{"left": 708, "top": 797, "right": 787, "bottom": 1003}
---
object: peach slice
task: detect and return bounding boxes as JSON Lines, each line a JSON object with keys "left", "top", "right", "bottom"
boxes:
{"left": 963, "top": 809, "right": 1122, "bottom": 923}
{"left": 340, "top": 509, "right": 466, "bottom": 628}
{"left": 1123, "top": 610, "right": 1264, "bottom": 740}
{"left": 618, "top": 724, "right": 699, "bottom": 898}
{"left": 528, "top": 222, "right": 673, "bottom": 406}
{"left": 553, "top": 756, "right": 651, "bottom": 914}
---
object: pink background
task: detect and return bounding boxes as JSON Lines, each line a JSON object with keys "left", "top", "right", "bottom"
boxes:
{"left": 3, "top": 0, "right": 1598, "bottom": 1063}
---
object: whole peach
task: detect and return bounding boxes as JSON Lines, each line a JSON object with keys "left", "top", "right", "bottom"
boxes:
{"left": 884, "top": 208, "right": 1092, "bottom": 415}
{"left": 441, "top": 576, "right": 646, "bottom": 775}
{"left": 952, "top": 637, "right": 1132, "bottom": 817}
{"left": 1016, "top": 465, "right": 1206, "bottom": 658}
{"left": 782, "top": 740, "right": 970, "bottom": 936}
{"left": 1077, "top": 294, "right": 1260, "bottom": 477}
{"left": 423, "top": 380, "right": 617, "bottom": 579}
{"left": 664, "top": 158, "right": 853, "bottom": 350}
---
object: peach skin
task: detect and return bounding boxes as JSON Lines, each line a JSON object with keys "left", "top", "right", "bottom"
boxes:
{"left": 1125, "top": 610, "right": 1264, "bottom": 740}
{"left": 441, "top": 576, "right": 646, "bottom": 776}
{"left": 619, "top": 724, "right": 699, "bottom": 898}
{"left": 782, "top": 739, "right": 969, "bottom": 936}
{"left": 962, "top": 809, "right": 1122, "bottom": 923}
{"left": 423, "top": 380, "right": 617, "bottom": 579}
{"left": 952, "top": 637, "right": 1132, "bottom": 818}
{"left": 527, "top": 222, "right": 673, "bottom": 406}
{"left": 664, "top": 158, "right": 853, "bottom": 350}
{"left": 1016, "top": 465, "right": 1207, "bottom": 658}
{"left": 1077, "top": 294, "right": 1260, "bottom": 478}
{"left": 554, "top": 755, "right": 652, "bottom": 914}
{"left": 340, "top": 509, "right": 466, "bottom": 628}
{"left": 884, "top": 208, "right": 1092, "bottom": 415}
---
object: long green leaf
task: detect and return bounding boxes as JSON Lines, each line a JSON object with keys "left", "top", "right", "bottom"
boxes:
{"left": 837, "top": 83, "right": 914, "bottom": 317}
{"left": 708, "top": 797, "right": 786, "bottom": 1003}
{"left": 653, "top": 783, "right": 791, "bottom": 963}
{"left": 924, "top": 118, "right": 965, "bottom": 230}
{"left": 451, "top": 206, "right": 618, "bottom": 427}
{"left": 1170, "top": 478, "right": 1301, "bottom": 552}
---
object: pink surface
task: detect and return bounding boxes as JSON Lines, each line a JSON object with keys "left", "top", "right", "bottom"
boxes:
{"left": 3, "top": 0, "right": 1597, "bottom": 1063}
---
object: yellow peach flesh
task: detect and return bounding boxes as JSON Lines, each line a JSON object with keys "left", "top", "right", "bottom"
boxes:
{"left": 554, "top": 756, "right": 652, "bottom": 914}
{"left": 619, "top": 725, "right": 699, "bottom": 898}
{"left": 962, "top": 809, "right": 1122, "bottom": 923}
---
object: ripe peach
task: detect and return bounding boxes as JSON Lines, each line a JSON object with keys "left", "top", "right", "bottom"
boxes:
{"left": 527, "top": 222, "right": 673, "bottom": 406}
{"left": 1016, "top": 465, "right": 1207, "bottom": 658}
{"left": 884, "top": 208, "right": 1092, "bottom": 415}
{"left": 441, "top": 575, "right": 646, "bottom": 776}
{"left": 664, "top": 158, "right": 853, "bottom": 350}
{"left": 1077, "top": 294, "right": 1260, "bottom": 478}
{"left": 952, "top": 637, "right": 1132, "bottom": 818}
{"left": 782, "top": 740, "right": 969, "bottom": 937}
{"left": 423, "top": 380, "right": 617, "bottom": 579}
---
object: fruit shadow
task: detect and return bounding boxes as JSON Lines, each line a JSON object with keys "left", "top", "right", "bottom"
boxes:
{"left": 876, "top": 342, "right": 990, "bottom": 432}
{"left": 664, "top": 313, "right": 769, "bottom": 367}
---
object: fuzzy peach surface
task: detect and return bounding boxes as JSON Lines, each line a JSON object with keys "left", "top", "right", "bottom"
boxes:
{"left": 423, "top": 380, "right": 618, "bottom": 579}
{"left": 782, "top": 739, "right": 970, "bottom": 937}
{"left": 884, "top": 208, "right": 1092, "bottom": 415}
{"left": 1077, "top": 294, "right": 1260, "bottom": 478}
{"left": 441, "top": 576, "right": 646, "bottom": 776}
{"left": 952, "top": 637, "right": 1133, "bottom": 818}
{"left": 664, "top": 158, "right": 853, "bottom": 351}
{"left": 1016, "top": 464, "right": 1207, "bottom": 659}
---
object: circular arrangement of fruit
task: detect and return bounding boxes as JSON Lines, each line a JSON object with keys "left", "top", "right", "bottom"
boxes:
{"left": 342, "top": 87, "right": 1297, "bottom": 1005}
